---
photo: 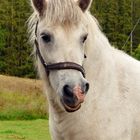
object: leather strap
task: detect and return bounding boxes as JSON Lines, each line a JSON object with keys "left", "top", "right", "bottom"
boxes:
{"left": 34, "top": 21, "right": 86, "bottom": 78}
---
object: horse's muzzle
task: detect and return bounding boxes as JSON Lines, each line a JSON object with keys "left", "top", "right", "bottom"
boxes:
{"left": 61, "top": 83, "right": 89, "bottom": 112}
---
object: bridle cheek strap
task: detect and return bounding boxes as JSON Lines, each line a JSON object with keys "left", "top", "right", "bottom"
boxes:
{"left": 35, "top": 39, "right": 86, "bottom": 78}
{"left": 34, "top": 21, "right": 85, "bottom": 78}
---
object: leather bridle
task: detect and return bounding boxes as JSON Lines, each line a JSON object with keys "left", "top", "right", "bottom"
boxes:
{"left": 34, "top": 21, "right": 86, "bottom": 78}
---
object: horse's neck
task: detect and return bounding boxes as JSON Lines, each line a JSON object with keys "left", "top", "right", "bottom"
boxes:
{"left": 85, "top": 15, "right": 117, "bottom": 98}
{"left": 85, "top": 13, "right": 114, "bottom": 71}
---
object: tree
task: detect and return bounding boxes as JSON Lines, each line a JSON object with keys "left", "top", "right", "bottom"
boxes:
{"left": 0, "top": 0, "right": 139, "bottom": 78}
{"left": 0, "top": 0, "right": 35, "bottom": 78}
{"left": 91, "top": 0, "right": 132, "bottom": 53}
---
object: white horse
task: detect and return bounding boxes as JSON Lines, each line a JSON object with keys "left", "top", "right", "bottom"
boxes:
{"left": 28, "top": 0, "right": 140, "bottom": 139}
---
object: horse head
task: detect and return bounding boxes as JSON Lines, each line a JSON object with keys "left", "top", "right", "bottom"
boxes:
{"left": 31, "top": 0, "right": 92, "bottom": 112}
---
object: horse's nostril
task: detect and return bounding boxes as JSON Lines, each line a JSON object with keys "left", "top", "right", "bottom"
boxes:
{"left": 85, "top": 82, "right": 89, "bottom": 93}
{"left": 63, "top": 85, "right": 73, "bottom": 98}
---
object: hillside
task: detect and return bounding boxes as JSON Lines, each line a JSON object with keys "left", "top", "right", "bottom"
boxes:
{"left": 0, "top": 75, "right": 48, "bottom": 120}
{"left": 0, "top": 75, "right": 42, "bottom": 94}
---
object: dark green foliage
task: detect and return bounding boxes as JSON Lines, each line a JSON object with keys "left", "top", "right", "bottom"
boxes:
{"left": 0, "top": 0, "right": 35, "bottom": 78}
{"left": 91, "top": 0, "right": 140, "bottom": 58}
{"left": 0, "top": 0, "right": 139, "bottom": 77}
{"left": 132, "top": 0, "right": 140, "bottom": 49}
{"left": 132, "top": 44, "right": 140, "bottom": 60}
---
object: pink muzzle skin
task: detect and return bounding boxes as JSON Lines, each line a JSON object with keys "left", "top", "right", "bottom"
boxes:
{"left": 73, "top": 85, "right": 86, "bottom": 104}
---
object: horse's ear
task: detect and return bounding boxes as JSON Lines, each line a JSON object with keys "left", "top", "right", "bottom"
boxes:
{"left": 78, "top": 0, "right": 92, "bottom": 12}
{"left": 31, "top": 0, "right": 46, "bottom": 16}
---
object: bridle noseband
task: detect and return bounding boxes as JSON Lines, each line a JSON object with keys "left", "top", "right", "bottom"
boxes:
{"left": 34, "top": 21, "right": 86, "bottom": 78}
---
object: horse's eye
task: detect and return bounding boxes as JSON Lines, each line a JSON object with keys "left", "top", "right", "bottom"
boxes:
{"left": 41, "top": 33, "right": 52, "bottom": 43}
{"left": 81, "top": 34, "right": 88, "bottom": 44}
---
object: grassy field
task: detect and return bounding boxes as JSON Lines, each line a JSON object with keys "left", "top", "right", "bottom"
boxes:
{"left": 0, "top": 120, "right": 51, "bottom": 140}
{"left": 0, "top": 75, "right": 48, "bottom": 120}
{"left": 0, "top": 75, "right": 51, "bottom": 139}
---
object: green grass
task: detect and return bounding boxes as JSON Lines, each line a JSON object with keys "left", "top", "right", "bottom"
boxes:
{"left": 0, "top": 75, "right": 51, "bottom": 139}
{"left": 0, "top": 91, "right": 48, "bottom": 120}
{"left": 0, "top": 75, "right": 48, "bottom": 120}
{"left": 0, "top": 119, "right": 51, "bottom": 140}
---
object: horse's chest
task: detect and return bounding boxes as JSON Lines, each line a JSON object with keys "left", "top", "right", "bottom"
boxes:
{"left": 51, "top": 106, "right": 134, "bottom": 140}
{"left": 54, "top": 119, "right": 131, "bottom": 140}
{"left": 53, "top": 118, "right": 95, "bottom": 140}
